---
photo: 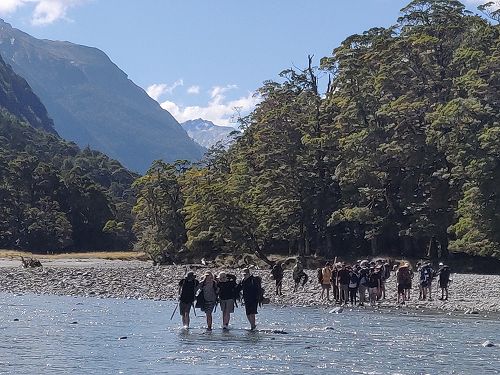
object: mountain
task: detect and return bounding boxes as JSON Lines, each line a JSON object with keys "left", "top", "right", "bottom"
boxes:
{"left": 0, "top": 53, "right": 55, "bottom": 134}
{"left": 0, "top": 19, "right": 205, "bottom": 173}
{"left": 181, "top": 118, "right": 240, "bottom": 148}
{"left": 0, "top": 52, "right": 137, "bottom": 251}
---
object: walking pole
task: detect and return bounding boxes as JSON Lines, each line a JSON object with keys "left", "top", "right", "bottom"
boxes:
{"left": 170, "top": 303, "right": 178, "bottom": 320}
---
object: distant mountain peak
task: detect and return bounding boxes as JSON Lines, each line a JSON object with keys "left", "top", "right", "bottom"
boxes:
{"left": 182, "top": 119, "right": 240, "bottom": 148}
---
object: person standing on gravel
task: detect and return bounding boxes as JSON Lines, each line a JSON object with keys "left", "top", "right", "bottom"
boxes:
{"left": 271, "top": 262, "right": 284, "bottom": 296}
{"left": 396, "top": 263, "right": 411, "bottom": 304}
{"left": 216, "top": 272, "right": 237, "bottom": 330}
{"left": 292, "top": 261, "right": 308, "bottom": 292}
{"left": 320, "top": 262, "right": 332, "bottom": 301}
{"left": 178, "top": 271, "right": 199, "bottom": 328}
{"left": 437, "top": 263, "right": 451, "bottom": 301}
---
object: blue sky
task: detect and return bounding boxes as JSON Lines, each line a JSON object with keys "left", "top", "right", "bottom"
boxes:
{"left": 0, "top": 0, "right": 491, "bottom": 126}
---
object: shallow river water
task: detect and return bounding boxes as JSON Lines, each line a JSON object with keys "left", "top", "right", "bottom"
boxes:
{"left": 0, "top": 293, "right": 498, "bottom": 374}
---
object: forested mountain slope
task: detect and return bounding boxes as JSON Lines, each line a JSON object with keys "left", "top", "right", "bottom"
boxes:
{"left": 0, "top": 54, "right": 137, "bottom": 252}
{"left": 0, "top": 19, "right": 205, "bottom": 173}
{"left": 0, "top": 54, "right": 55, "bottom": 134}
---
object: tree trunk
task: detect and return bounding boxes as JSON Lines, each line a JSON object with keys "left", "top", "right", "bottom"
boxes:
{"left": 304, "top": 235, "right": 311, "bottom": 256}
{"left": 439, "top": 232, "right": 449, "bottom": 259}
{"left": 371, "top": 236, "right": 377, "bottom": 256}
{"left": 427, "top": 236, "right": 439, "bottom": 260}
{"left": 326, "top": 233, "right": 333, "bottom": 258}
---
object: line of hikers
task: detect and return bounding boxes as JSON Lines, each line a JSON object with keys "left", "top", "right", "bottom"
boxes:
{"left": 271, "top": 259, "right": 451, "bottom": 306}
{"left": 177, "top": 268, "right": 266, "bottom": 331}
{"left": 177, "top": 260, "right": 452, "bottom": 330}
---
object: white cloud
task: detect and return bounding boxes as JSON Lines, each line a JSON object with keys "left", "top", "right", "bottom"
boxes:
{"left": 146, "top": 79, "right": 184, "bottom": 101}
{"left": 0, "top": 0, "right": 25, "bottom": 14}
{"left": 160, "top": 90, "right": 260, "bottom": 126}
{"left": 0, "top": 0, "right": 88, "bottom": 25}
{"left": 465, "top": 0, "right": 500, "bottom": 8}
{"left": 187, "top": 85, "right": 200, "bottom": 95}
{"left": 210, "top": 84, "right": 237, "bottom": 100}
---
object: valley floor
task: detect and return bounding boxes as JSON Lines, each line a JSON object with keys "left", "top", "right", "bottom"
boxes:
{"left": 0, "top": 258, "right": 499, "bottom": 316}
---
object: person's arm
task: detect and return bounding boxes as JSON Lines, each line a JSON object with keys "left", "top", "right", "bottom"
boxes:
{"left": 178, "top": 280, "right": 183, "bottom": 298}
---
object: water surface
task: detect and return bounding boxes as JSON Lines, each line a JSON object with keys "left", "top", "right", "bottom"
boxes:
{"left": 0, "top": 293, "right": 498, "bottom": 374}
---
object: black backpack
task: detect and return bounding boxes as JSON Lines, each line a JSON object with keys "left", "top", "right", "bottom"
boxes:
{"left": 253, "top": 276, "right": 269, "bottom": 305}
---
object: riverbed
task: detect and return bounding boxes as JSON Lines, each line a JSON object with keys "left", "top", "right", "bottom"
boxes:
{"left": 0, "top": 259, "right": 499, "bottom": 314}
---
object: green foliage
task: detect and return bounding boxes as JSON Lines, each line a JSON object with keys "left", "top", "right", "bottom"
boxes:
{"left": 154, "top": 0, "right": 500, "bottom": 260}
{"left": 132, "top": 160, "right": 186, "bottom": 260}
{"left": 0, "top": 111, "right": 137, "bottom": 252}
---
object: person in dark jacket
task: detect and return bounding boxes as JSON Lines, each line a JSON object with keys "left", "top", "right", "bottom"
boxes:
{"left": 237, "top": 268, "right": 261, "bottom": 330}
{"left": 271, "top": 262, "right": 284, "bottom": 296}
{"left": 437, "top": 263, "right": 451, "bottom": 301}
{"left": 178, "top": 271, "right": 199, "bottom": 328}
{"left": 217, "top": 272, "right": 237, "bottom": 329}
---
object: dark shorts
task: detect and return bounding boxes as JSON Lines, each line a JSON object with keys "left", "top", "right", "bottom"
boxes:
{"left": 203, "top": 301, "right": 216, "bottom": 314}
{"left": 179, "top": 302, "right": 192, "bottom": 315}
{"left": 439, "top": 281, "right": 449, "bottom": 288}
{"left": 245, "top": 301, "right": 258, "bottom": 315}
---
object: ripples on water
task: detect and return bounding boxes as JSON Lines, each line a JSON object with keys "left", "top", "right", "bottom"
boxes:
{"left": 0, "top": 293, "right": 498, "bottom": 374}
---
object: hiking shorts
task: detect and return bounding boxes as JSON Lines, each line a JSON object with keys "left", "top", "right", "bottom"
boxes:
{"left": 203, "top": 301, "right": 216, "bottom": 314}
{"left": 179, "top": 302, "right": 192, "bottom": 315}
{"left": 322, "top": 283, "right": 331, "bottom": 290}
{"left": 245, "top": 301, "right": 258, "bottom": 315}
{"left": 220, "top": 299, "right": 235, "bottom": 314}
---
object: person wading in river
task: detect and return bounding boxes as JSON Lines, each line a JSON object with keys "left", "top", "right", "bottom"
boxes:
{"left": 196, "top": 272, "right": 218, "bottom": 331}
{"left": 216, "top": 272, "right": 237, "bottom": 330}
{"left": 237, "top": 268, "right": 262, "bottom": 331}
{"left": 178, "top": 271, "right": 199, "bottom": 328}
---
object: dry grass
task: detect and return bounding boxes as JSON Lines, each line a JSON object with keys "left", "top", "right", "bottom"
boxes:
{"left": 0, "top": 249, "right": 147, "bottom": 261}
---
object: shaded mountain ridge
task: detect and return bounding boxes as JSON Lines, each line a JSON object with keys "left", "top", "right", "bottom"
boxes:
{"left": 0, "top": 19, "right": 204, "bottom": 173}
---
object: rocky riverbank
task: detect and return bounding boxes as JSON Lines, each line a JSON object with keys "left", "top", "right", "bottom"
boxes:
{"left": 0, "top": 259, "right": 499, "bottom": 315}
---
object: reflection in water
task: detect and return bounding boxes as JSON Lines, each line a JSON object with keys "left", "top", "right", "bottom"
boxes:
{"left": 0, "top": 293, "right": 498, "bottom": 374}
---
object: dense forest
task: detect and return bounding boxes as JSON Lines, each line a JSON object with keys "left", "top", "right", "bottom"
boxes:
{"left": 133, "top": 0, "right": 500, "bottom": 261}
{"left": 1, "top": 0, "right": 499, "bottom": 262}
{"left": 0, "top": 54, "right": 137, "bottom": 251}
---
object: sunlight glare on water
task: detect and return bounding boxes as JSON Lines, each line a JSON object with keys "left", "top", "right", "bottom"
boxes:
{"left": 0, "top": 293, "right": 498, "bottom": 374}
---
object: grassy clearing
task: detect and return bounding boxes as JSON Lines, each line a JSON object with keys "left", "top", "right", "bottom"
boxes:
{"left": 0, "top": 249, "right": 147, "bottom": 261}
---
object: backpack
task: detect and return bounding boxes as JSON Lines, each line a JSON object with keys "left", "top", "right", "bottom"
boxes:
{"left": 317, "top": 268, "right": 323, "bottom": 284}
{"left": 271, "top": 265, "right": 283, "bottom": 280}
{"left": 195, "top": 289, "right": 205, "bottom": 309}
{"left": 398, "top": 267, "right": 411, "bottom": 284}
{"left": 253, "top": 276, "right": 269, "bottom": 305}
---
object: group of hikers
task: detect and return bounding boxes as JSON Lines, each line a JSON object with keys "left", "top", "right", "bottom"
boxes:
{"left": 271, "top": 258, "right": 451, "bottom": 306}
{"left": 177, "top": 268, "right": 264, "bottom": 331}
{"left": 177, "top": 259, "right": 451, "bottom": 330}
{"left": 313, "top": 259, "right": 451, "bottom": 306}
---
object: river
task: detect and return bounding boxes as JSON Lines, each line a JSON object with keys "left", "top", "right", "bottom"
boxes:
{"left": 0, "top": 293, "right": 498, "bottom": 374}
